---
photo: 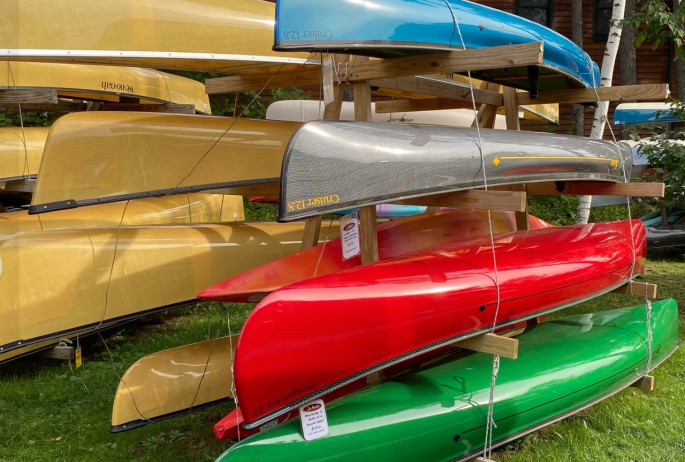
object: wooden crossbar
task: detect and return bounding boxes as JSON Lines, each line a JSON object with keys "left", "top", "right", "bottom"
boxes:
{"left": 631, "top": 375, "right": 655, "bottom": 391}
{"left": 455, "top": 333, "right": 519, "bottom": 359}
{"left": 0, "top": 89, "right": 57, "bottom": 105}
{"left": 518, "top": 84, "right": 670, "bottom": 105}
{"left": 611, "top": 282, "right": 658, "bottom": 298}
{"left": 393, "top": 190, "right": 526, "bottom": 212}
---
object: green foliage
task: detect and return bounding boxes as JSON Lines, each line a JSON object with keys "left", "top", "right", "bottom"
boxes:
{"left": 630, "top": 99, "right": 685, "bottom": 213}
{"left": 620, "top": 0, "right": 685, "bottom": 59}
{"left": 0, "top": 111, "right": 59, "bottom": 127}
{"left": 528, "top": 195, "right": 579, "bottom": 225}
{"left": 243, "top": 197, "right": 278, "bottom": 221}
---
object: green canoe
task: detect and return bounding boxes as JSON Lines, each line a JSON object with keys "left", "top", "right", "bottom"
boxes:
{"left": 217, "top": 299, "right": 679, "bottom": 462}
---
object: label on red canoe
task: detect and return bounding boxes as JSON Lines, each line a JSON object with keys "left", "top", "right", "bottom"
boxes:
{"left": 341, "top": 212, "right": 360, "bottom": 260}
{"left": 299, "top": 399, "right": 329, "bottom": 441}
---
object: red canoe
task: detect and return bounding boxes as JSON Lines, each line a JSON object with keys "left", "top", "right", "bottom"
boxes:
{"left": 234, "top": 220, "right": 646, "bottom": 430}
{"left": 198, "top": 209, "right": 550, "bottom": 303}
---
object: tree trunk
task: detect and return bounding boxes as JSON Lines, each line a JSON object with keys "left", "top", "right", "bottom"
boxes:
{"left": 676, "top": 0, "right": 685, "bottom": 101}
{"left": 571, "top": 0, "right": 585, "bottom": 136}
{"left": 576, "top": 0, "right": 626, "bottom": 224}
{"left": 619, "top": 0, "right": 637, "bottom": 90}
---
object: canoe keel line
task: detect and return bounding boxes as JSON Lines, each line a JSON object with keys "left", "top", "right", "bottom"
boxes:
{"left": 236, "top": 220, "right": 647, "bottom": 430}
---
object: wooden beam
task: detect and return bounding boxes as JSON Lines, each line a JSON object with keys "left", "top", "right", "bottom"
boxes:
{"left": 1, "top": 101, "right": 195, "bottom": 114}
{"left": 375, "top": 98, "right": 474, "bottom": 114}
{"left": 0, "top": 89, "right": 57, "bottom": 105}
{"left": 37, "top": 345, "right": 75, "bottom": 360}
{"left": 370, "top": 76, "right": 503, "bottom": 106}
{"left": 472, "top": 83, "right": 501, "bottom": 128}
{"left": 611, "top": 282, "right": 658, "bottom": 298}
{"left": 344, "top": 43, "right": 544, "bottom": 82}
{"left": 502, "top": 87, "right": 521, "bottom": 131}
{"left": 206, "top": 68, "right": 323, "bottom": 94}
{"left": 517, "top": 84, "right": 669, "bottom": 106}
{"left": 631, "top": 375, "right": 655, "bottom": 391}
{"left": 205, "top": 43, "right": 543, "bottom": 94}
{"left": 360, "top": 206, "right": 379, "bottom": 264}
{"left": 393, "top": 190, "right": 526, "bottom": 212}
{"left": 300, "top": 217, "right": 323, "bottom": 251}
{"left": 492, "top": 181, "right": 665, "bottom": 198}
{"left": 1, "top": 179, "right": 35, "bottom": 193}
{"left": 455, "top": 333, "right": 519, "bottom": 360}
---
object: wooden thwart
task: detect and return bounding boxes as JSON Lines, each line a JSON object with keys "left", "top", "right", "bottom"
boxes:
{"left": 393, "top": 190, "right": 526, "bottom": 212}
{"left": 455, "top": 333, "right": 519, "bottom": 360}
{"left": 611, "top": 282, "right": 658, "bottom": 298}
{"left": 631, "top": 375, "right": 654, "bottom": 391}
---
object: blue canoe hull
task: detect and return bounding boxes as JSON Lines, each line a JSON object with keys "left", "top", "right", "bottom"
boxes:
{"left": 274, "top": 0, "right": 600, "bottom": 92}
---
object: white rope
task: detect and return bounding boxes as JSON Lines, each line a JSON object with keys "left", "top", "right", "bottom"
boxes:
{"left": 442, "top": 3, "right": 502, "bottom": 458}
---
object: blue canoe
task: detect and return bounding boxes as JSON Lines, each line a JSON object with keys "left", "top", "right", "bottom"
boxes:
{"left": 274, "top": 0, "right": 600, "bottom": 93}
{"left": 613, "top": 103, "right": 684, "bottom": 125}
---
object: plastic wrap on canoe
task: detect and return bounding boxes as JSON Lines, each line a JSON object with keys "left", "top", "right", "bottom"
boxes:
{"left": 278, "top": 121, "right": 632, "bottom": 221}
{"left": 28, "top": 113, "right": 302, "bottom": 214}
{"left": 218, "top": 299, "right": 678, "bottom": 461}
{"left": 199, "top": 209, "right": 550, "bottom": 303}
{"left": 274, "top": 0, "right": 600, "bottom": 91}
{"left": 236, "top": 219, "right": 646, "bottom": 429}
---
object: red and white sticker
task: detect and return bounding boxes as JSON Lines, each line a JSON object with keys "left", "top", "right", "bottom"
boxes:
{"left": 299, "top": 399, "right": 329, "bottom": 441}
{"left": 341, "top": 212, "right": 360, "bottom": 260}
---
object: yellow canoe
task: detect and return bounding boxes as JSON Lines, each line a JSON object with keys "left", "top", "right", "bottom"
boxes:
{"left": 0, "top": 127, "right": 48, "bottom": 182}
{"left": 0, "top": 218, "right": 338, "bottom": 363}
{"left": 29, "top": 113, "right": 300, "bottom": 213}
{"left": 1, "top": 61, "right": 211, "bottom": 113}
{"left": 0, "top": 0, "right": 314, "bottom": 73}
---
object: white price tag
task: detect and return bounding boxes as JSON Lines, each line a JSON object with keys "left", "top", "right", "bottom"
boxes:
{"left": 341, "top": 211, "right": 360, "bottom": 260}
{"left": 299, "top": 399, "right": 329, "bottom": 441}
{"left": 322, "top": 55, "right": 335, "bottom": 106}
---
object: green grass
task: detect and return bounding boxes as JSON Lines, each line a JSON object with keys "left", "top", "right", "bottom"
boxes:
{"left": 1, "top": 251, "right": 685, "bottom": 462}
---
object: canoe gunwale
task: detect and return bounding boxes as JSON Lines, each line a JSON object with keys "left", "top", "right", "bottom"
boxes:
{"left": 28, "top": 177, "right": 280, "bottom": 215}
{"left": 242, "top": 273, "right": 638, "bottom": 431}
{"left": 0, "top": 298, "right": 200, "bottom": 360}
{"left": 109, "top": 395, "right": 232, "bottom": 434}
{"left": 450, "top": 341, "right": 679, "bottom": 462}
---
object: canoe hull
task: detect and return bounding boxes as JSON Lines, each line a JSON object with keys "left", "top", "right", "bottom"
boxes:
{"left": 199, "top": 209, "right": 550, "bottom": 303}
{"left": 0, "top": 127, "right": 48, "bottom": 183}
{"left": 235, "top": 220, "right": 646, "bottom": 429}
{"left": 0, "top": 220, "right": 338, "bottom": 363}
{"left": 218, "top": 299, "right": 679, "bottom": 462}
{"left": 274, "top": 0, "right": 600, "bottom": 91}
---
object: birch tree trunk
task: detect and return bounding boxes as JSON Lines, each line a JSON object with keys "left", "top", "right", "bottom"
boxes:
{"left": 571, "top": 0, "right": 585, "bottom": 137}
{"left": 575, "top": 0, "right": 626, "bottom": 224}
{"left": 676, "top": 0, "right": 685, "bottom": 101}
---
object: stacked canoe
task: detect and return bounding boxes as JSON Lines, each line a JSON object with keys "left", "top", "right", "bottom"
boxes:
{"left": 0, "top": 1, "right": 676, "bottom": 461}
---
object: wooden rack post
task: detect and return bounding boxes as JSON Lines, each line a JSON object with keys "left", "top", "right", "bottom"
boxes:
{"left": 301, "top": 54, "right": 349, "bottom": 250}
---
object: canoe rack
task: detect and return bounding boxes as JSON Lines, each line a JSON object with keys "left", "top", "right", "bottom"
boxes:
{"left": 207, "top": 46, "right": 664, "bottom": 384}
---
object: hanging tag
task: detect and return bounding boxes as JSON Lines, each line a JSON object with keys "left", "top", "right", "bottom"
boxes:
{"left": 299, "top": 399, "right": 329, "bottom": 441}
{"left": 75, "top": 346, "right": 82, "bottom": 368}
{"left": 341, "top": 211, "right": 360, "bottom": 260}
{"left": 322, "top": 55, "right": 335, "bottom": 107}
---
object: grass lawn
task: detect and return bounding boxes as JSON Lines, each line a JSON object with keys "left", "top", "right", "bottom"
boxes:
{"left": 1, "top": 249, "right": 684, "bottom": 462}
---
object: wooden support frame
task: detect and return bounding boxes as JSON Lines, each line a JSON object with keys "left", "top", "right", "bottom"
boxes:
{"left": 631, "top": 375, "right": 655, "bottom": 391}
{"left": 1, "top": 100, "right": 195, "bottom": 114}
{"left": 0, "top": 179, "right": 35, "bottom": 193}
{"left": 371, "top": 76, "right": 504, "bottom": 106}
{"left": 471, "top": 83, "right": 501, "bottom": 129}
{"left": 492, "top": 181, "right": 665, "bottom": 198}
{"left": 0, "top": 89, "right": 57, "bottom": 105}
{"left": 205, "top": 42, "right": 543, "bottom": 94}
{"left": 455, "top": 333, "right": 519, "bottom": 360}
{"left": 611, "top": 282, "right": 658, "bottom": 298}
{"left": 393, "top": 190, "right": 526, "bottom": 212}
{"left": 37, "top": 345, "right": 75, "bottom": 360}
{"left": 517, "top": 84, "right": 669, "bottom": 106}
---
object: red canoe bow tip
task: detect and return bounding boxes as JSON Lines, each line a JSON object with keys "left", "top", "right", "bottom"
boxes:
{"left": 234, "top": 220, "right": 646, "bottom": 429}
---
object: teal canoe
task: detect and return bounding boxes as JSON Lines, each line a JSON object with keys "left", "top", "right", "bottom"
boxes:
{"left": 217, "top": 299, "right": 678, "bottom": 462}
